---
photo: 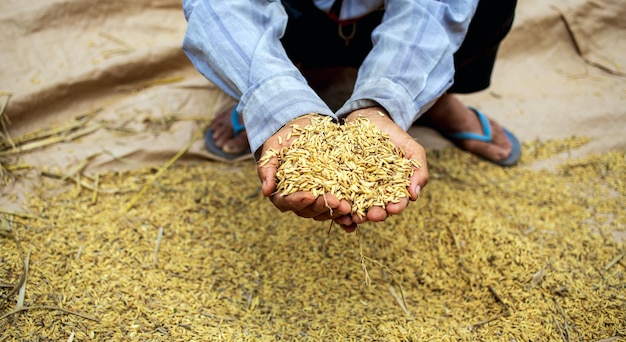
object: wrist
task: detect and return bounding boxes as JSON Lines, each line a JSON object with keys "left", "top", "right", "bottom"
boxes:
{"left": 346, "top": 106, "right": 392, "bottom": 123}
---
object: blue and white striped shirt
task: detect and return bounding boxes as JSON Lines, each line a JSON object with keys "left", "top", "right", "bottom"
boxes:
{"left": 182, "top": 0, "right": 478, "bottom": 154}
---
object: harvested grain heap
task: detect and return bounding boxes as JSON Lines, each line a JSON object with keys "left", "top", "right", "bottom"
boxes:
{"left": 1, "top": 138, "right": 625, "bottom": 341}
{"left": 261, "top": 114, "right": 418, "bottom": 217}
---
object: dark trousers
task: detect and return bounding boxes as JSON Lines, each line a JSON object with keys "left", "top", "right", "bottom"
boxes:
{"left": 280, "top": 0, "right": 517, "bottom": 94}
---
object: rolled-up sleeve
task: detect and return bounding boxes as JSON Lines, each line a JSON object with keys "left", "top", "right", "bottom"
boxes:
{"left": 182, "top": 0, "right": 334, "bottom": 154}
{"left": 336, "top": 0, "right": 478, "bottom": 130}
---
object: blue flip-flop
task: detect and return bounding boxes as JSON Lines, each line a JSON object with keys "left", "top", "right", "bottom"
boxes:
{"left": 204, "top": 107, "right": 252, "bottom": 160}
{"left": 442, "top": 107, "right": 522, "bottom": 167}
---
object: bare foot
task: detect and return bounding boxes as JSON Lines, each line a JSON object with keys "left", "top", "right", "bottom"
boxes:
{"left": 207, "top": 105, "right": 250, "bottom": 155}
{"left": 423, "top": 94, "right": 514, "bottom": 163}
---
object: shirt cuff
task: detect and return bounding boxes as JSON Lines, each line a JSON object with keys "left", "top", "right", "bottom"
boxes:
{"left": 336, "top": 76, "right": 451, "bottom": 130}
{"left": 240, "top": 75, "right": 335, "bottom": 156}
{"left": 336, "top": 77, "right": 416, "bottom": 130}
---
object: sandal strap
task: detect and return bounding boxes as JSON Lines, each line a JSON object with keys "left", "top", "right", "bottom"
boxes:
{"left": 444, "top": 107, "right": 493, "bottom": 143}
{"left": 231, "top": 108, "right": 246, "bottom": 137}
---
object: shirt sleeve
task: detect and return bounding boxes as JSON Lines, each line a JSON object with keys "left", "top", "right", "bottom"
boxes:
{"left": 335, "top": 0, "right": 479, "bottom": 130}
{"left": 182, "top": 0, "right": 334, "bottom": 155}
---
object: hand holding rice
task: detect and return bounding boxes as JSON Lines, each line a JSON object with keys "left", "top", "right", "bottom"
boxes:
{"left": 259, "top": 114, "right": 420, "bottom": 218}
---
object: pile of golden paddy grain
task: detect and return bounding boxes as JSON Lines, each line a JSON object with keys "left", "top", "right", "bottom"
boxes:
{"left": 260, "top": 114, "right": 419, "bottom": 217}
{"left": 1, "top": 137, "right": 625, "bottom": 341}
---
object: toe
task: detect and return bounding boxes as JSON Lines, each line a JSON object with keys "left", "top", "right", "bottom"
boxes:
{"left": 486, "top": 119, "right": 513, "bottom": 161}
{"left": 222, "top": 132, "right": 249, "bottom": 154}
{"left": 456, "top": 117, "right": 514, "bottom": 163}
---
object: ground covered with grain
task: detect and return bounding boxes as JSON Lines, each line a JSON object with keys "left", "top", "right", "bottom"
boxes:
{"left": 1, "top": 138, "right": 625, "bottom": 341}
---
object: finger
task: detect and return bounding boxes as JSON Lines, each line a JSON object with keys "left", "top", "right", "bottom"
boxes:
{"left": 257, "top": 154, "right": 279, "bottom": 197}
{"left": 341, "top": 222, "right": 358, "bottom": 233}
{"left": 404, "top": 146, "right": 428, "bottom": 201}
{"left": 385, "top": 197, "right": 409, "bottom": 215}
{"left": 365, "top": 206, "right": 388, "bottom": 222}
{"left": 297, "top": 197, "right": 334, "bottom": 219}
{"left": 270, "top": 191, "right": 316, "bottom": 213}
{"left": 334, "top": 214, "right": 354, "bottom": 226}
{"left": 310, "top": 194, "right": 340, "bottom": 214}
{"left": 298, "top": 195, "right": 338, "bottom": 219}
{"left": 334, "top": 215, "right": 358, "bottom": 233}
{"left": 408, "top": 158, "right": 428, "bottom": 200}
{"left": 312, "top": 198, "right": 352, "bottom": 221}
{"left": 350, "top": 207, "right": 382, "bottom": 224}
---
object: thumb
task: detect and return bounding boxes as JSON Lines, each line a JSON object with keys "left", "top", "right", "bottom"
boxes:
{"left": 257, "top": 149, "right": 280, "bottom": 197}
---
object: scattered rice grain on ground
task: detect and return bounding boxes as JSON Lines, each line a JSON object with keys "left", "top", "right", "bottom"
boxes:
{"left": 1, "top": 138, "right": 624, "bottom": 341}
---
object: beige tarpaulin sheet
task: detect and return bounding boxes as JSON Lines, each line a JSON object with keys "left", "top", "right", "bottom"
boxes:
{"left": 0, "top": 1, "right": 625, "bottom": 340}
{"left": 1, "top": 0, "right": 625, "bottom": 210}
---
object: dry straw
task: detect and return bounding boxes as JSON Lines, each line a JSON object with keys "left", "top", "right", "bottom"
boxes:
{"left": 1, "top": 123, "right": 625, "bottom": 341}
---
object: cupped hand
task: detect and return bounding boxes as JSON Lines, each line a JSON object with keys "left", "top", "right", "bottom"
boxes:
{"left": 256, "top": 108, "right": 429, "bottom": 233}
{"left": 333, "top": 107, "right": 429, "bottom": 229}
{"left": 256, "top": 114, "right": 354, "bottom": 227}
